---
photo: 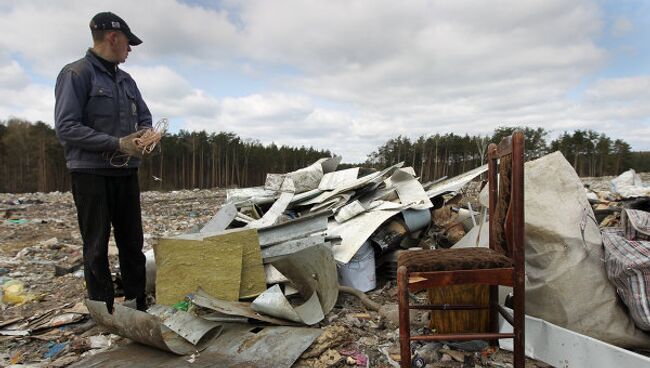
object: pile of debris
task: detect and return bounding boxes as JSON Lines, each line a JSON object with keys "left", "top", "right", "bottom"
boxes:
{"left": 3, "top": 157, "right": 542, "bottom": 367}
{"left": 74, "top": 156, "right": 500, "bottom": 367}
{"left": 5, "top": 153, "right": 649, "bottom": 367}
{"left": 583, "top": 169, "right": 650, "bottom": 338}
{"left": 583, "top": 169, "right": 650, "bottom": 228}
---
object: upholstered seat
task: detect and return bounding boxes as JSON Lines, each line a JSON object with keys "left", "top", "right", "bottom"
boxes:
{"left": 398, "top": 248, "right": 512, "bottom": 273}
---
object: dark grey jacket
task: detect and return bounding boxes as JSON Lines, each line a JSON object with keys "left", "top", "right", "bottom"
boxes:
{"left": 54, "top": 50, "right": 152, "bottom": 169}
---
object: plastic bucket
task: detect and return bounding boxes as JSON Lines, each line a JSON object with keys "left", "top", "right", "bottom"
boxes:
{"left": 338, "top": 241, "right": 376, "bottom": 292}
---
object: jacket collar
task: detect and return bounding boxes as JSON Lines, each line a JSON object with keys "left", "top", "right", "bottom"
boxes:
{"left": 85, "top": 49, "right": 127, "bottom": 82}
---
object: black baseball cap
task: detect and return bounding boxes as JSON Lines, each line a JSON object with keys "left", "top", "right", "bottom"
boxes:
{"left": 90, "top": 12, "right": 142, "bottom": 46}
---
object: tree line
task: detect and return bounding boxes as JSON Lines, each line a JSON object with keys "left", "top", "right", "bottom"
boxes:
{"left": 0, "top": 118, "right": 648, "bottom": 193}
{"left": 366, "top": 126, "right": 648, "bottom": 183}
{"left": 0, "top": 118, "right": 330, "bottom": 193}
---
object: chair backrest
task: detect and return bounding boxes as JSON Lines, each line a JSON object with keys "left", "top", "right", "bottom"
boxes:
{"left": 487, "top": 131, "right": 524, "bottom": 264}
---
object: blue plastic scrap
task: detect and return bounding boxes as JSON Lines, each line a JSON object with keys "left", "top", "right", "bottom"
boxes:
{"left": 44, "top": 342, "right": 68, "bottom": 359}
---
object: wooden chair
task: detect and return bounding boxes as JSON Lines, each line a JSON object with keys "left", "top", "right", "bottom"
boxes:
{"left": 397, "top": 130, "right": 525, "bottom": 367}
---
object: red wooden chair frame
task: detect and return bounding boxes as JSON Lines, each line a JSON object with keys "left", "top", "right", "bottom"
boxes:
{"left": 397, "top": 130, "right": 525, "bottom": 367}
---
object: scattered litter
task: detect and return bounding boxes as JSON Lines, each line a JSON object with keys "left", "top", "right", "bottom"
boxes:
{"left": 339, "top": 348, "right": 369, "bottom": 367}
{"left": 2, "top": 279, "right": 37, "bottom": 305}
{"left": 186, "top": 352, "right": 197, "bottom": 363}
{"left": 44, "top": 342, "right": 68, "bottom": 359}
{"left": 89, "top": 335, "right": 113, "bottom": 349}
{"left": 5, "top": 152, "right": 624, "bottom": 367}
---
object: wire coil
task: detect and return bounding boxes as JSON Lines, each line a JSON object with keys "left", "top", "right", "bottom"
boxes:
{"left": 108, "top": 118, "right": 169, "bottom": 167}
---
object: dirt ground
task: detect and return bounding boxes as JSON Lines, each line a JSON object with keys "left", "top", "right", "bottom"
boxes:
{"left": 1, "top": 189, "right": 551, "bottom": 367}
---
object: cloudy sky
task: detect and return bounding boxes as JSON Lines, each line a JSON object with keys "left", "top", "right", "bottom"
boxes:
{"left": 1, "top": 0, "right": 649, "bottom": 162}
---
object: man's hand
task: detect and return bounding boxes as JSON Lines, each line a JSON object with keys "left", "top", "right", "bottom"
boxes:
{"left": 118, "top": 130, "right": 146, "bottom": 157}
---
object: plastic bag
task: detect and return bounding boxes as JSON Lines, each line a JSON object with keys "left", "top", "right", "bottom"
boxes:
{"left": 2, "top": 279, "right": 36, "bottom": 305}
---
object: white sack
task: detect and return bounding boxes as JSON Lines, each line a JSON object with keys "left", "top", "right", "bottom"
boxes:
{"left": 610, "top": 169, "right": 650, "bottom": 198}
{"left": 524, "top": 151, "right": 650, "bottom": 348}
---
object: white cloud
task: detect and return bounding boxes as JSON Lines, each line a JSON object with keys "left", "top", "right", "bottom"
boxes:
{"left": 126, "top": 65, "right": 220, "bottom": 124}
{"left": 220, "top": 94, "right": 312, "bottom": 122}
{"left": 0, "top": 83, "right": 54, "bottom": 124}
{"left": 0, "top": 0, "right": 239, "bottom": 77}
{"left": 189, "top": 93, "right": 318, "bottom": 141}
{"left": 584, "top": 76, "right": 650, "bottom": 102}
{"left": 0, "top": 60, "right": 30, "bottom": 89}
{"left": 0, "top": 0, "right": 649, "bottom": 163}
{"left": 0, "top": 58, "right": 53, "bottom": 123}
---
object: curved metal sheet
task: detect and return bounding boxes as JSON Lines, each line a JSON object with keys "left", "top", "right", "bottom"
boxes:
{"left": 270, "top": 244, "right": 339, "bottom": 316}
{"left": 86, "top": 300, "right": 221, "bottom": 355}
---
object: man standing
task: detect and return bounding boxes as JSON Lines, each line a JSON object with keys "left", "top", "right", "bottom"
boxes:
{"left": 54, "top": 12, "right": 151, "bottom": 312}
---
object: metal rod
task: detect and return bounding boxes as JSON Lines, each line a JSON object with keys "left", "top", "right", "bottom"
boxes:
{"left": 467, "top": 202, "right": 477, "bottom": 227}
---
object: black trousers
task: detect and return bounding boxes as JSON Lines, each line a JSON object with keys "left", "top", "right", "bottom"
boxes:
{"left": 71, "top": 172, "right": 146, "bottom": 312}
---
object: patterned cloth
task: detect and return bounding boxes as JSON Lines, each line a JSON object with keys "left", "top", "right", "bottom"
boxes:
{"left": 623, "top": 209, "right": 650, "bottom": 241}
{"left": 602, "top": 210, "right": 650, "bottom": 331}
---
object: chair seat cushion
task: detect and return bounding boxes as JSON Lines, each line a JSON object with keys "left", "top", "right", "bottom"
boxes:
{"left": 397, "top": 247, "right": 513, "bottom": 272}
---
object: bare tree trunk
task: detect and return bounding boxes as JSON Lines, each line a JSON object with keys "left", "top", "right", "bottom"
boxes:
{"left": 434, "top": 139, "right": 439, "bottom": 180}
{"left": 231, "top": 146, "right": 237, "bottom": 186}
{"left": 419, "top": 141, "right": 425, "bottom": 179}
{"left": 412, "top": 146, "right": 416, "bottom": 170}
{"left": 212, "top": 147, "right": 217, "bottom": 188}
{"left": 191, "top": 135, "right": 196, "bottom": 188}
{"left": 199, "top": 142, "right": 204, "bottom": 188}
{"left": 600, "top": 153, "right": 604, "bottom": 177}
{"left": 224, "top": 145, "right": 229, "bottom": 186}
{"left": 182, "top": 154, "right": 186, "bottom": 188}
{"left": 159, "top": 143, "right": 164, "bottom": 190}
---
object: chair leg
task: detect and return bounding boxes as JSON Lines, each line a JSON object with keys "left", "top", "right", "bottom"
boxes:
{"left": 397, "top": 266, "right": 411, "bottom": 368}
{"left": 513, "top": 270, "right": 525, "bottom": 368}
{"left": 488, "top": 284, "right": 499, "bottom": 347}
